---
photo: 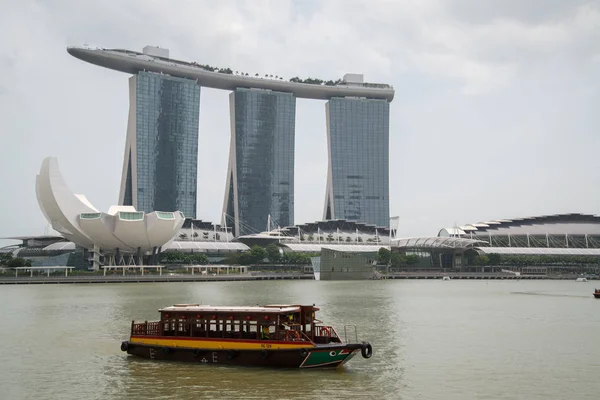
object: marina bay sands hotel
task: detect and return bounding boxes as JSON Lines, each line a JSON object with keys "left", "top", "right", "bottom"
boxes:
{"left": 68, "top": 45, "right": 394, "bottom": 236}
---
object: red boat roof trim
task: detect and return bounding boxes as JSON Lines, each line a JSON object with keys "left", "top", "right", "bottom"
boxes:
{"left": 159, "top": 305, "right": 304, "bottom": 314}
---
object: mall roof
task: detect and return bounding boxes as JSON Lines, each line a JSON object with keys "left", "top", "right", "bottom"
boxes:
{"left": 67, "top": 47, "right": 395, "bottom": 101}
{"left": 1, "top": 235, "right": 64, "bottom": 241}
{"left": 43, "top": 242, "right": 77, "bottom": 251}
{"left": 165, "top": 241, "right": 249, "bottom": 252}
{"left": 476, "top": 247, "right": 600, "bottom": 256}
{"left": 439, "top": 213, "right": 600, "bottom": 237}
{"left": 392, "top": 237, "right": 484, "bottom": 249}
{"left": 282, "top": 243, "right": 388, "bottom": 252}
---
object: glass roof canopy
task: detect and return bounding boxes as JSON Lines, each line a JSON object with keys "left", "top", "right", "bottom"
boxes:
{"left": 392, "top": 237, "right": 484, "bottom": 249}
{"left": 282, "top": 243, "right": 388, "bottom": 252}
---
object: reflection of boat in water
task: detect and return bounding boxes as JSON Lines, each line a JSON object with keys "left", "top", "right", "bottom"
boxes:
{"left": 120, "top": 304, "right": 373, "bottom": 369}
{"left": 442, "top": 276, "right": 451, "bottom": 281}
{"left": 576, "top": 277, "right": 588, "bottom": 282}
{"left": 594, "top": 289, "right": 600, "bottom": 299}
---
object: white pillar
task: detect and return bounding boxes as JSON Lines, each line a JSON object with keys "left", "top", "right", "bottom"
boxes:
{"left": 65, "top": 268, "right": 68, "bottom": 277}
{"left": 47, "top": 269, "right": 50, "bottom": 277}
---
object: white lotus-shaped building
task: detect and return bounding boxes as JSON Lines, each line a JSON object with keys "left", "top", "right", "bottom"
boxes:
{"left": 36, "top": 157, "right": 185, "bottom": 257}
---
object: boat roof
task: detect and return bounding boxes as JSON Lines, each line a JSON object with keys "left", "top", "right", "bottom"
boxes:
{"left": 159, "top": 304, "right": 314, "bottom": 314}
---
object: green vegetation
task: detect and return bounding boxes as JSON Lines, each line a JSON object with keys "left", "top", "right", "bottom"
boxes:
{"left": 225, "top": 245, "right": 315, "bottom": 266}
{"left": 289, "top": 77, "right": 342, "bottom": 86}
{"left": 160, "top": 252, "right": 209, "bottom": 265}
{"left": 473, "top": 254, "right": 600, "bottom": 267}
{"left": 376, "top": 248, "right": 419, "bottom": 268}
{"left": 265, "top": 243, "right": 281, "bottom": 263}
{"left": 0, "top": 252, "right": 31, "bottom": 269}
{"left": 377, "top": 248, "right": 391, "bottom": 265}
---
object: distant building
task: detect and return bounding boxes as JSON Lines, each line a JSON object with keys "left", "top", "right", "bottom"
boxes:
{"left": 0, "top": 235, "right": 83, "bottom": 268}
{"left": 236, "top": 219, "right": 390, "bottom": 248}
{"left": 68, "top": 46, "right": 395, "bottom": 236}
{"left": 224, "top": 88, "right": 296, "bottom": 236}
{"left": 119, "top": 71, "right": 200, "bottom": 218}
{"left": 318, "top": 247, "right": 379, "bottom": 280}
{"left": 324, "top": 95, "right": 390, "bottom": 227}
{"left": 385, "top": 214, "right": 600, "bottom": 274}
{"left": 438, "top": 213, "right": 600, "bottom": 248}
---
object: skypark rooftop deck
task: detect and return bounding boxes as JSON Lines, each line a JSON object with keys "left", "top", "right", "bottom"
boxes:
{"left": 67, "top": 46, "right": 395, "bottom": 101}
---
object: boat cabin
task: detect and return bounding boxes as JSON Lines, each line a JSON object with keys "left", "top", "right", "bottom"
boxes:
{"left": 130, "top": 304, "right": 342, "bottom": 344}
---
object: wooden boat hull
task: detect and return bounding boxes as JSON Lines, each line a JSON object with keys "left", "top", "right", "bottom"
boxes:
{"left": 121, "top": 340, "right": 368, "bottom": 369}
{"left": 593, "top": 293, "right": 600, "bottom": 299}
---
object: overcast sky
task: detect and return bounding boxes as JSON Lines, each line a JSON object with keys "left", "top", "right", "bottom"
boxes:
{"left": 1, "top": 0, "right": 599, "bottom": 246}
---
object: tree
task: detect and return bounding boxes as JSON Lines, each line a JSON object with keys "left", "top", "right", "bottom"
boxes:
{"left": 7, "top": 257, "right": 27, "bottom": 269}
{"left": 282, "top": 252, "right": 311, "bottom": 265}
{"left": 377, "top": 248, "right": 391, "bottom": 265}
{"left": 326, "top": 234, "right": 334, "bottom": 242}
{"left": 307, "top": 234, "right": 314, "bottom": 242}
{"left": 179, "top": 233, "right": 188, "bottom": 240}
{"left": 202, "top": 232, "right": 209, "bottom": 240}
{"left": 473, "top": 255, "right": 489, "bottom": 266}
{"left": 190, "top": 254, "right": 208, "bottom": 265}
{"left": 346, "top": 236, "right": 352, "bottom": 242}
{"left": 405, "top": 254, "right": 419, "bottom": 265}
{"left": 265, "top": 243, "right": 281, "bottom": 263}
{"left": 225, "top": 253, "right": 240, "bottom": 265}
{"left": 0, "top": 252, "right": 13, "bottom": 266}
{"left": 250, "top": 246, "right": 268, "bottom": 264}
{"left": 192, "top": 232, "right": 199, "bottom": 241}
{"left": 487, "top": 253, "right": 502, "bottom": 266}
{"left": 390, "top": 253, "right": 407, "bottom": 268}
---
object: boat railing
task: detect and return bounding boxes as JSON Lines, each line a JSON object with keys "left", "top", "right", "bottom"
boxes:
{"left": 343, "top": 325, "right": 358, "bottom": 344}
{"left": 131, "top": 320, "right": 161, "bottom": 336}
{"left": 315, "top": 325, "right": 341, "bottom": 343}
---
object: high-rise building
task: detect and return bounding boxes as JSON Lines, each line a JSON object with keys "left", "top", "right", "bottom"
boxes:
{"left": 323, "top": 97, "right": 390, "bottom": 227}
{"left": 119, "top": 71, "right": 200, "bottom": 218}
{"left": 67, "top": 46, "right": 394, "bottom": 232}
{"left": 223, "top": 88, "right": 296, "bottom": 236}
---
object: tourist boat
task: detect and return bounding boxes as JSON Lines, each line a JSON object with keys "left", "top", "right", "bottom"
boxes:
{"left": 594, "top": 289, "right": 600, "bottom": 299}
{"left": 120, "top": 304, "right": 373, "bottom": 368}
{"left": 576, "top": 277, "right": 588, "bottom": 282}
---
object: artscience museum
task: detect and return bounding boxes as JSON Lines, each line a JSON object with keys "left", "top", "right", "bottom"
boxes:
{"left": 35, "top": 157, "right": 185, "bottom": 269}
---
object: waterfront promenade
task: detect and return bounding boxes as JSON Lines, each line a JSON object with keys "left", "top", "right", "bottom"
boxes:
{"left": 384, "top": 272, "right": 597, "bottom": 280}
{"left": 0, "top": 272, "right": 314, "bottom": 285}
{"left": 0, "top": 271, "right": 595, "bottom": 284}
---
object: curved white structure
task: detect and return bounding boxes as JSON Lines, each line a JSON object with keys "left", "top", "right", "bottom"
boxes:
{"left": 67, "top": 47, "right": 395, "bottom": 101}
{"left": 36, "top": 157, "right": 185, "bottom": 254}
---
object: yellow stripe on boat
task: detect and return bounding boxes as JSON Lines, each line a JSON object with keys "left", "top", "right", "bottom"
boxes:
{"left": 130, "top": 337, "right": 315, "bottom": 350}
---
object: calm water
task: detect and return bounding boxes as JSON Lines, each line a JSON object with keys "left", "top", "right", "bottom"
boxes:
{"left": 0, "top": 280, "right": 599, "bottom": 400}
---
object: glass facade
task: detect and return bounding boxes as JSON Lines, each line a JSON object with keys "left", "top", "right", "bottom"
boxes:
{"left": 324, "top": 97, "right": 390, "bottom": 227}
{"left": 225, "top": 88, "right": 296, "bottom": 236}
{"left": 123, "top": 71, "right": 200, "bottom": 218}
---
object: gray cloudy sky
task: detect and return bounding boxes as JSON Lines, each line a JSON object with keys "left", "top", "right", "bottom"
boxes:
{"left": 1, "top": 0, "right": 599, "bottom": 245}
